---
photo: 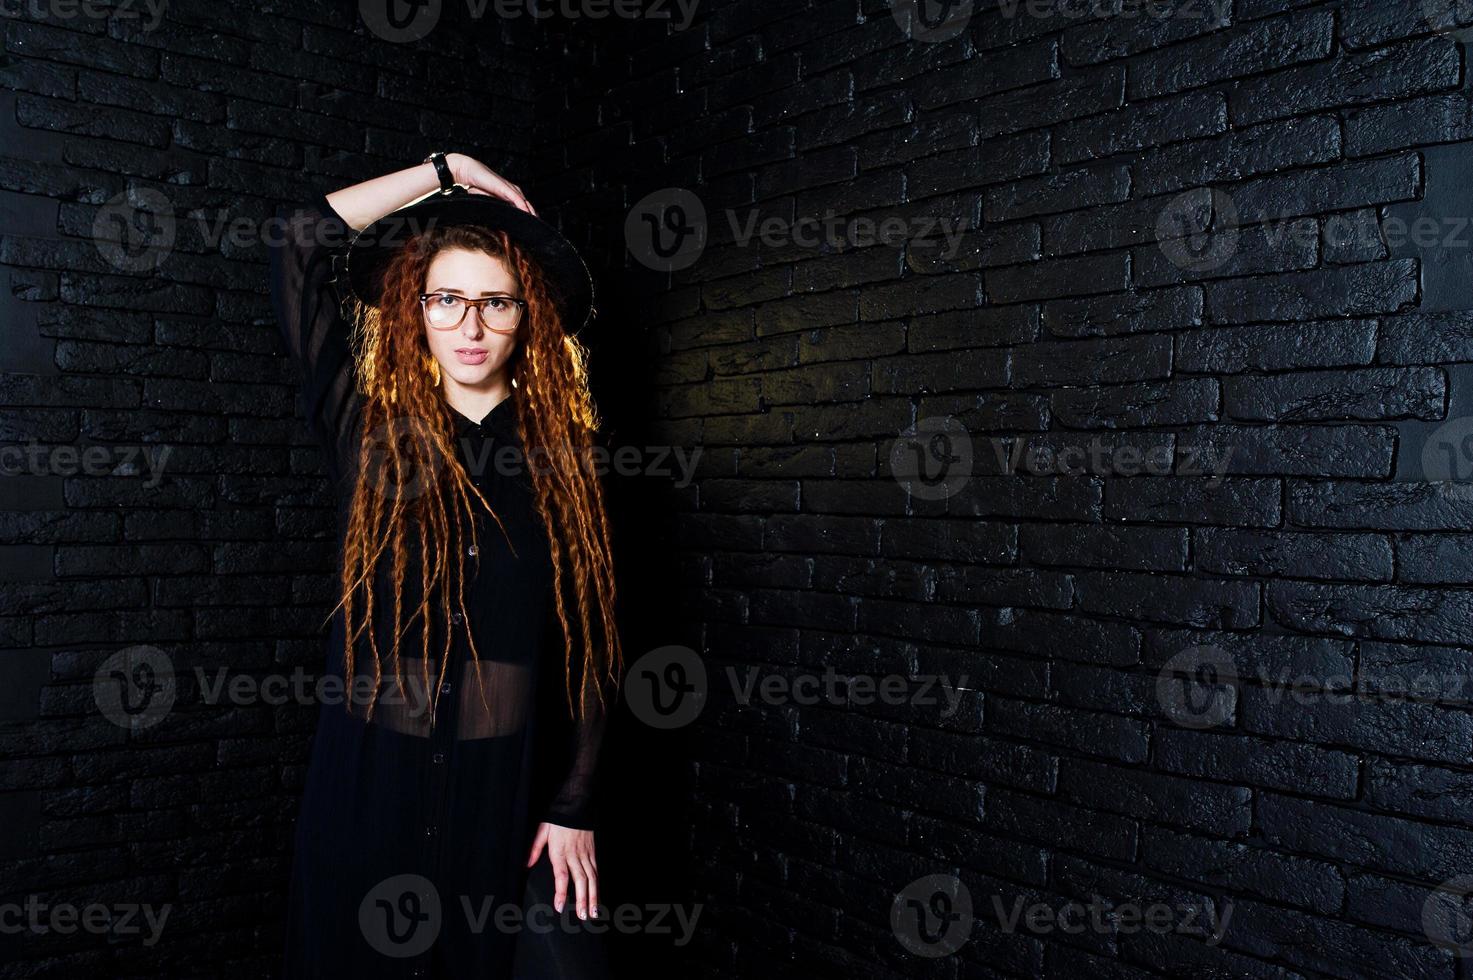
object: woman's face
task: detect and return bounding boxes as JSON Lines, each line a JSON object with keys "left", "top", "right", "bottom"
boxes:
{"left": 421, "top": 247, "right": 522, "bottom": 389}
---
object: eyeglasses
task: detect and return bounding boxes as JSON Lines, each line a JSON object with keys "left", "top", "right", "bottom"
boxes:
{"left": 419, "top": 291, "right": 526, "bottom": 332}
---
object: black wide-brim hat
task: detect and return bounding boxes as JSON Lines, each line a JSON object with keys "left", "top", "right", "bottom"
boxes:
{"left": 344, "top": 186, "right": 595, "bottom": 334}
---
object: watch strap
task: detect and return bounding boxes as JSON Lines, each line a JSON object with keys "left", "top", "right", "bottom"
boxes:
{"left": 424, "top": 151, "right": 455, "bottom": 194}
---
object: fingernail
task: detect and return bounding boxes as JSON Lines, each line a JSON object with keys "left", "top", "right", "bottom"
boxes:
{"left": 555, "top": 901, "right": 563, "bottom": 912}
{"left": 579, "top": 910, "right": 587, "bottom": 920}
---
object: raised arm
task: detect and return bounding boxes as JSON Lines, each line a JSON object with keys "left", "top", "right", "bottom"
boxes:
{"left": 325, "top": 152, "right": 537, "bottom": 231}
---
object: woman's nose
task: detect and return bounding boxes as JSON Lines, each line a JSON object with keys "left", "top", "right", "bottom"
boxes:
{"left": 460, "top": 309, "right": 486, "bottom": 337}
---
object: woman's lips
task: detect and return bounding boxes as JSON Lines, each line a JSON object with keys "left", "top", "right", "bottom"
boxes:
{"left": 454, "top": 348, "right": 488, "bottom": 365}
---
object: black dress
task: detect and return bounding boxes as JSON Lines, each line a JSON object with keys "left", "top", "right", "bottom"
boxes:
{"left": 268, "top": 195, "right": 610, "bottom": 979}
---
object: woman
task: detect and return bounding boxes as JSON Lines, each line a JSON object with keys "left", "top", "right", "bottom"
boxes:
{"left": 268, "top": 151, "right": 620, "bottom": 978}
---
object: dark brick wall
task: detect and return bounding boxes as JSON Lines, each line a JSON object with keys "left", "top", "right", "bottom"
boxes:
{"left": 544, "top": 1, "right": 1473, "bottom": 977}
{"left": 7, "top": 0, "right": 1473, "bottom": 977}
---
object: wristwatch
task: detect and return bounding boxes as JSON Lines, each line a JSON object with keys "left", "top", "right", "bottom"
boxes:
{"left": 424, "top": 151, "right": 455, "bottom": 194}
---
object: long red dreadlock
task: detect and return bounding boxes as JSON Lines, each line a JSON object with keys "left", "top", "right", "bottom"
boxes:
{"left": 330, "top": 223, "right": 620, "bottom": 724}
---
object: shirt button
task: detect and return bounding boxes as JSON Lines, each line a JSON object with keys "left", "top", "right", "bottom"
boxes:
{"left": 432, "top": 752, "right": 445, "bottom": 764}
{"left": 440, "top": 682, "right": 452, "bottom": 695}
{"left": 467, "top": 544, "right": 478, "bottom": 557}
{"left": 425, "top": 825, "right": 439, "bottom": 837}
{"left": 451, "top": 612, "right": 464, "bottom": 625}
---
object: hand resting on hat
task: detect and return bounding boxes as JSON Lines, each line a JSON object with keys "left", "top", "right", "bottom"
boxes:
{"left": 447, "top": 153, "right": 538, "bottom": 217}
{"left": 325, "top": 152, "right": 536, "bottom": 232}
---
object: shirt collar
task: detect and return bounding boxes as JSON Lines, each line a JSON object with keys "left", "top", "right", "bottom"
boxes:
{"left": 451, "top": 391, "right": 517, "bottom": 438}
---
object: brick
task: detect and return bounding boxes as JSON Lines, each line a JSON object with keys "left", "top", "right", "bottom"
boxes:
{"left": 1060, "top": 759, "right": 1250, "bottom": 834}
{"left": 1221, "top": 368, "right": 1445, "bottom": 422}
{"left": 1136, "top": 114, "right": 1342, "bottom": 196}
{"left": 977, "top": 67, "right": 1125, "bottom": 138}
{"left": 1177, "top": 319, "right": 1376, "bottom": 372}
{"left": 1257, "top": 792, "right": 1473, "bottom": 884}
{"left": 1224, "top": 899, "right": 1449, "bottom": 979}
{"left": 1042, "top": 285, "right": 1201, "bottom": 338}
{"left": 1054, "top": 90, "right": 1227, "bottom": 165}
{"left": 1230, "top": 36, "right": 1461, "bottom": 125}
{"left": 1127, "top": 9, "right": 1334, "bottom": 100}
{"left": 1287, "top": 481, "right": 1473, "bottom": 531}
{"left": 1267, "top": 580, "right": 1473, "bottom": 647}
{"left": 1195, "top": 527, "right": 1393, "bottom": 581}
{"left": 1155, "top": 729, "right": 1358, "bottom": 800}
{"left": 1202, "top": 260, "right": 1418, "bottom": 323}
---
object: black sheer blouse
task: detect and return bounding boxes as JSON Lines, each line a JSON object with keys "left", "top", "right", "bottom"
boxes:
{"left": 269, "top": 195, "right": 607, "bottom": 978}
